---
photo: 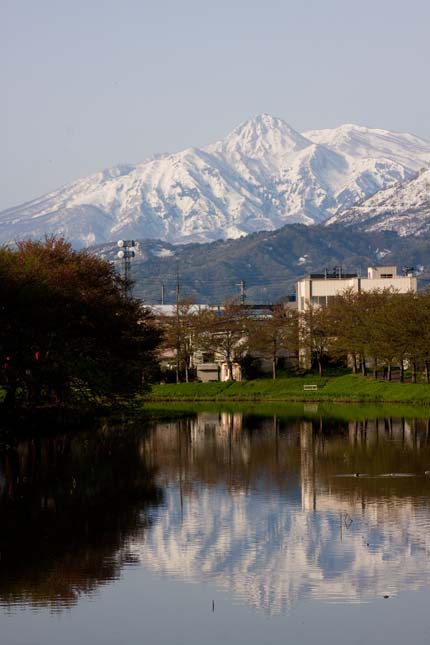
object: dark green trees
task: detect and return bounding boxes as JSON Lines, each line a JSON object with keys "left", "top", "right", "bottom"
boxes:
{"left": 0, "top": 237, "right": 160, "bottom": 408}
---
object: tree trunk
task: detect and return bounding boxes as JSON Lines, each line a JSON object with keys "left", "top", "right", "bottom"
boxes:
{"left": 400, "top": 361, "right": 404, "bottom": 383}
{"left": 352, "top": 354, "right": 357, "bottom": 374}
{"left": 361, "top": 355, "right": 367, "bottom": 376}
{"left": 185, "top": 361, "right": 189, "bottom": 383}
{"left": 272, "top": 340, "right": 277, "bottom": 380}
{"left": 373, "top": 357, "right": 378, "bottom": 380}
{"left": 175, "top": 352, "right": 180, "bottom": 384}
{"left": 425, "top": 362, "right": 429, "bottom": 384}
{"left": 318, "top": 358, "right": 323, "bottom": 377}
{"left": 411, "top": 361, "right": 417, "bottom": 384}
{"left": 387, "top": 363, "right": 392, "bottom": 382}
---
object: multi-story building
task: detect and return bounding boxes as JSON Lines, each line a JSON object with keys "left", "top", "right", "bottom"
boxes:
{"left": 296, "top": 265, "right": 417, "bottom": 312}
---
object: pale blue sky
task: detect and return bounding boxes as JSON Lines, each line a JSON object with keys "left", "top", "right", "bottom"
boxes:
{"left": 2, "top": 0, "right": 429, "bottom": 210}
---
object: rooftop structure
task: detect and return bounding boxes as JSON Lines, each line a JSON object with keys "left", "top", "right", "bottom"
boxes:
{"left": 296, "top": 265, "right": 417, "bottom": 312}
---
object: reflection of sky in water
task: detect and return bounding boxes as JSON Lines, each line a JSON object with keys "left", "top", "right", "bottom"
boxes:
{"left": 2, "top": 411, "right": 430, "bottom": 645}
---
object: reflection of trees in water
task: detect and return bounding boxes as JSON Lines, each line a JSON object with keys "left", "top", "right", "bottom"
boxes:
{"left": 142, "top": 413, "right": 430, "bottom": 500}
{"left": 141, "top": 412, "right": 430, "bottom": 524}
{"left": 0, "top": 424, "right": 163, "bottom": 610}
{"left": 136, "top": 413, "right": 430, "bottom": 613}
{"left": 301, "top": 416, "right": 430, "bottom": 509}
{"left": 142, "top": 414, "right": 302, "bottom": 496}
{"left": 2, "top": 412, "right": 430, "bottom": 614}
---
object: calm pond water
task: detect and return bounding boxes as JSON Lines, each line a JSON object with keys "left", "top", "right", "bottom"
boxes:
{"left": 1, "top": 408, "right": 430, "bottom": 644}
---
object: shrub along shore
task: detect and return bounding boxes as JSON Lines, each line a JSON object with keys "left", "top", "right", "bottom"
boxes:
{"left": 147, "top": 375, "right": 430, "bottom": 405}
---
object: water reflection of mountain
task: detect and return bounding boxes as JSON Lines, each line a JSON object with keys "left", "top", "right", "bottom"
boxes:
{"left": 0, "top": 425, "right": 163, "bottom": 610}
{"left": 1, "top": 412, "right": 430, "bottom": 615}
{"left": 135, "top": 413, "right": 430, "bottom": 614}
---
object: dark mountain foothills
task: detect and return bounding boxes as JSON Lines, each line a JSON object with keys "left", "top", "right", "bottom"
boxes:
{"left": 92, "top": 224, "right": 430, "bottom": 304}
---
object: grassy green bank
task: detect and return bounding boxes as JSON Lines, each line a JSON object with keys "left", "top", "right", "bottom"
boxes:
{"left": 143, "top": 400, "right": 430, "bottom": 423}
{"left": 147, "top": 374, "right": 430, "bottom": 405}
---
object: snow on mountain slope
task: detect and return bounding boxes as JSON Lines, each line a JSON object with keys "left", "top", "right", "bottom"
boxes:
{"left": 326, "top": 168, "right": 430, "bottom": 236}
{"left": 1, "top": 114, "right": 430, "bottom": 247}
{"left": 304, "top": 123, "right": 430, "bottom": 211}
{"left": 304, "top": 123, "right": 430, "bottom": 171}
{"left": 208, "top": 113, "right": 310, "bottom": 180}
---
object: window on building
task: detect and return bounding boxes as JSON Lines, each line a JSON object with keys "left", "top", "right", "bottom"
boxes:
{"left": 310, "top": 296, "right": 328, "bottom": 306}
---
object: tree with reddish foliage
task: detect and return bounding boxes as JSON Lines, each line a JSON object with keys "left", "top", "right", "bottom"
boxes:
{"left": 0, "top": 237, "right": 161, "bottom": 409}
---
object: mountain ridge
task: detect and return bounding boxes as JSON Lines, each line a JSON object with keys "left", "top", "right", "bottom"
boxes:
{"left": 326, "top": 168, "right": 430, "bottom": 236}
{"left": 2, "top": 114, "right": 430, "bottom": 247}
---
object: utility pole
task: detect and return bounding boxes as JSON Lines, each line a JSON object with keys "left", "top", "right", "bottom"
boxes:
{"left": 176, "top": 263, "right": 180, "bottom": 305}
{"left": 175, "top": 264, "right": 180, "bottom": 384}
{"left": 236, "top": 279, "right": 246, "bottom": 305}
{"left": 161, "top": 283, "right": 165, "bottom": 305}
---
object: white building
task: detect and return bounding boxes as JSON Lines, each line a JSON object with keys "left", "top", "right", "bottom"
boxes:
{"left": 296, "top": 265, "right": 417, "bottom": 312}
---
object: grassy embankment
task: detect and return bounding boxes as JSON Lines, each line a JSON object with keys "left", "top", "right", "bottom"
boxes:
{"left": 147, "top": 374, "right": 430, "bottom": 405}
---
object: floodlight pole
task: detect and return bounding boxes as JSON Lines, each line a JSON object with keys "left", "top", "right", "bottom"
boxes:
{"left": 117, "top": 240, "right": 136, "bottom": 297}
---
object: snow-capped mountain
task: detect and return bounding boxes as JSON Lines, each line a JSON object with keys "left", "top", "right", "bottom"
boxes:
{"left": 326, "top": 168, "right": 430, "bottom": 236}
{"left": 1, "top": 114, "right": 430, "bottom": 247}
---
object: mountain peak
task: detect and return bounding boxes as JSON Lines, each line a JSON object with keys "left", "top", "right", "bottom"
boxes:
{"left": 235, "top": 112, "right": 297, "bottom": 133}
{"left": 212, "top": 113, "right": 310, "bottom": 161}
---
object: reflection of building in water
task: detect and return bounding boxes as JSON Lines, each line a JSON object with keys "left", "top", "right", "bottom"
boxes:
{"left": 133, "top": 414, "right": 430, "bottom": 615}
{"left": 300, "top": 421, "right": 316, "bottom": 512}
{"left": 191, "top": 412, "right": 244, "bottom": 441}
{"left": 3, "top": 414, "right": 428, "bottom": 614}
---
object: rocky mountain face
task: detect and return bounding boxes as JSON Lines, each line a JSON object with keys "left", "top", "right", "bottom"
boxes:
{"left": 2, "top": 114, "right": 430, "bottom": 247}
{"left": 326, "top": 168, "right": 430, "bottom": 236}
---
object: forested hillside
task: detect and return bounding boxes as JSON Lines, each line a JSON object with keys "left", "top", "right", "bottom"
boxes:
{"left": 94, "top": 224, "right": 430, "bottom": 303}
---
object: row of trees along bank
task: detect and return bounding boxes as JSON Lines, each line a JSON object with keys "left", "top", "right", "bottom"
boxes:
{"left": 159, "top": 289, "right": 430, "bottom": 383}
{"left": 0, "top": 238, "right": 161, "bottom": 409}
{"left": 303, "top": 288, "right": 430, "bottom": 382}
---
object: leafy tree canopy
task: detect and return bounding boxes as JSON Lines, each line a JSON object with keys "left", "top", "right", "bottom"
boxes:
{"left": 0, "top": 237, "right": 161, "bottom": 408}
